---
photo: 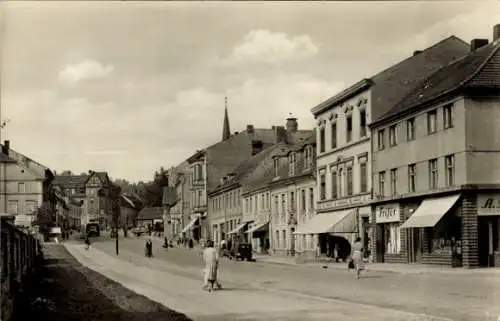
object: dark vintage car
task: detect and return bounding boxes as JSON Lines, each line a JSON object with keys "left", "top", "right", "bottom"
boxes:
{"left": 230, "top": 243, "right": 253, "bottom": 261}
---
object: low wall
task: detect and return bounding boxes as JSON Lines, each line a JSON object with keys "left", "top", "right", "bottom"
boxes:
{"left": 1, "top": 217, "right": 41, "bottom": 321}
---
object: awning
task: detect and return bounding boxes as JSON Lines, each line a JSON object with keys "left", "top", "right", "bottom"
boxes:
{"left": 400, "top": 194, "right": 460, "bottom": 229}
{"left": 294, "top": 210, "right": 356, "bottom": 235}
{"left": 228, "top": 222, "right": 248, "bottom": 235}
{"left": 246, "top": 222, "right": 269, "bottom": 234}
{"left": 181, "top": 217, "right": 199, "bottom": 233}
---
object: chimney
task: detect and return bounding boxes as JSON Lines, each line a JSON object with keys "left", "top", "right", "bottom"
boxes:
{"left": 2, "top": 140, "right": 9, "bottom": 156}
{"left": 286, "top": 117, "right": 298, "bottom": 133}
{"left": 220, "top": 176, "right": 227, "bottom": 184}
{"left": 494, "top": 24, "right": 500, "bottom": 42}
{"left": 470, "top": 39, "right": 489, "bottom": 51}
{"left": 246, "top": 125, "right": 254, "bottom": 134}
{"left": 413, "top": 50, "right": 423, "bottom": 56}
{"left": 274, "top": 126, "right": 287, "bottom": 144}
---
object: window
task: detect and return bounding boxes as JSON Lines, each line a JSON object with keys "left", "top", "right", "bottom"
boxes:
{"left": 378, "top": 171, "right": 386, "bottom": 196}
{"left": 407, "top": 118, "right": 415, "bottom": 141}
{"left": 320, "top": 174, "right": 326, "bottom": 200}
{"left": 18, "top": 182, "right": 25, "bottom": 193}
{"left": 347, "top": 167, "right": 353, "bottom": 196}
{"left": 8, "top": 200, "right": 18, "bottom": 215}
{"left": 338, "top": 168, "right": 343, "bottom": 196}
{"left": 289, "top": 153, "right": 296, "bottom": 176}
{"left": 309, "top": 188, "right": 314, "bottom": 210}
{"left": 377, "top": 129, "right": 385, "bottom": 150}
{"left": 274, "top": 195, "right": 279, "bottom": 213}
{"left": 346, "top": 115, "right": 353, "bottom": 143}
{"left": 319, "top": 127, "right": 326, "bottom": 153}
{"left": 384, "top": 224, "right": 401, "bottom": 254}
{"left": 429, "top": 158, "right": 438, "bottom": 189}
{"left": 390, "top": 168, "right": 398, "bottom": 195}
{"left": 304, "top": 147, "right": 312, "bottom": 170}
{"left": 389, "top": 125, "right": 397, "bottom": 146}
{"left": 360, "top": 162, "right": 367, "bottom": 193}
{"left": 360, "top": 109, "right": 367, "bottom": 137}
{"left": 329, "top": 122, "right": 338, "bottom": 149}
{"left": 443, "top": 104, "right": 453, "bottom": 129}
{"left": 281, "top": 194, "right": 286, "bottom": 216}
{"left": 445, "top": 155, "right": 455, "bottom": 186}
{"left": 331, "top": 171, "right": 338, "bottom": 199}
{"left": 408, "top": 164, "right": 416, "bottom": 193}
{"left": 274, "top": 158, "right": 279, "bottom": 177}
{"left": 25, "top": 200, "right": 37, "bottom": 215}
{"left": 301, "top": 189, "right": 306, "bottom": 212}
{"left": 427, "top": 110, "right": 437, "bottom": 134}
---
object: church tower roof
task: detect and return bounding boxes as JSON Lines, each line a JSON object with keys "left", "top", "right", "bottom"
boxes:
{"left": 222, "top": 96, "right": 231, "bottom": 141}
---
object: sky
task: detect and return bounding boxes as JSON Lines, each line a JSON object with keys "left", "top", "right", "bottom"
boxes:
{"left": 1, "top": 1, "right": 499, "bottom": 183}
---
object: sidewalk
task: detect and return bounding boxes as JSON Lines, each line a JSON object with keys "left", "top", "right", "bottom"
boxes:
{"left": 253, "top": 254, "right": 500, "bottom": 275}
{"left": 64, "top": 243, "right": 453, "bottom": 321}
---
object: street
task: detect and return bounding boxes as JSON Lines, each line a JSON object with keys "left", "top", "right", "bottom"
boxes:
{"left": 68, "top": 235, "right": 500, "bottom": 321}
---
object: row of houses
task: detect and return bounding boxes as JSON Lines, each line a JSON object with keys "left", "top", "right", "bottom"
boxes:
{"left": 164, "top": 24, "right": 500, "bottom": 269}
{"left": 0, "top": 140, "right": 142, "bottom": 234}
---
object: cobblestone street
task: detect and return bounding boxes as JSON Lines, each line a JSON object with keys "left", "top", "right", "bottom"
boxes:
{"left": 68, "top": 237, "right": 500, "bottom": 321}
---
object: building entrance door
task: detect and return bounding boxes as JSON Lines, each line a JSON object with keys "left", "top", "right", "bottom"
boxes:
{"left": 478, "top": 218, "right": 496, "bottom": 267}
{"left": 408, "top": 228, "right": 423, "bottom": 263}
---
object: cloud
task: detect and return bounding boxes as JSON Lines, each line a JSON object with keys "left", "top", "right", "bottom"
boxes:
{"left": 59, "top": 59, "right": 114, "bottom": 84}
{"left": 226, "top": 30, "right": 319, "bottom": 64}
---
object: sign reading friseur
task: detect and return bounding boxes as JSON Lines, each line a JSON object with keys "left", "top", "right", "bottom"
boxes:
{"left": 375, "top": 203, "right": 400, "bottom": 223}
{"left": 477, "top": 195, "right": 500, "bottom": 216}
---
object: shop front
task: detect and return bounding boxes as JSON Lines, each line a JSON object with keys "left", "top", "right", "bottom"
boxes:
{"left": 476, "top": 194, "right": 500, "bottom": 267}
{"left": 400, "top": 194, "right": 462, "bottom": 267}
{"left": 294, "top": 208, "right": 358, "bottom": 261}
{"left": 374, "top": 203, "right": 403, "bottom": 263}
{"left": 246, "top": 221, "right": 270, "bottom": 253}
{"left": 228, "top": 221, "right": 248, "bottom": 246}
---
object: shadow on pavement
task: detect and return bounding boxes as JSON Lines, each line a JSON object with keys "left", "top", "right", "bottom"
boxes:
{"left": 11, "top": 244, "right": 193, "bottom": 321}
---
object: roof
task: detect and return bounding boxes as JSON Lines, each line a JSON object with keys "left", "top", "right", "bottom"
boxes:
{"left": 53, "top": 174, "right": 88, "bottom": 186}
{"left": 373, "top": 39, "right": 500, "bottom": 126}
{"left": 311, "top": 36, "right": 471, "bottom": 121}
{"left": 137, "top": 207, "right": 163, "bottom": 220}
{"left": 210, "top": 144, "right": 284, "bottom": 195}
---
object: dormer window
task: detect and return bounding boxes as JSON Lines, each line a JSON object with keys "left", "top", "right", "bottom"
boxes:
{"left": 304, "top": 146, "right": 313, "bottom": 170}
{"left": 274, "top": 158, "right": 279, "bottom": 177}
{"left": 289, "top": 153, "right": 296, "bottom": 176}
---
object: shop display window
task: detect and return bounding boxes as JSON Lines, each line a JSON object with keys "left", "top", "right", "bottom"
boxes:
{"left": 384, "top": 224, "right": 401, "bottom": 254}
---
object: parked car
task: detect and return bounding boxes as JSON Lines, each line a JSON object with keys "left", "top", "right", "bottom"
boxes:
{"left": 132, "top": 226, "right": 146, "bottom": 236}
{"left": 86, "top": 223, "right": 100, "bottom": 237}
{"left": 230, "top": 242, "right": 253, "bottom": 261}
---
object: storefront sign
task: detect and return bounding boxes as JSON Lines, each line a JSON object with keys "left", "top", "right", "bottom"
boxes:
{"left": 317, "top": 194, "right": 371, "bottom": 211}
{"left": 477, "top": 195, "right": 500, "bottom": 216}
{"left": 375, "top": 204, "right": 400, "bottom": 223}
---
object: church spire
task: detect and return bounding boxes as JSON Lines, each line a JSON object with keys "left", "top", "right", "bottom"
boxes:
{"left": 222, "top": 96, "right": 231, "bottom": 141}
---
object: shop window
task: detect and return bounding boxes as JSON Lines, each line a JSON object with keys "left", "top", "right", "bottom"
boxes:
{"left": 430, "top": 214, "right": 462, "bottom": 254}
{"left": 384, "top": 224, "right": 401, "bottom": 254}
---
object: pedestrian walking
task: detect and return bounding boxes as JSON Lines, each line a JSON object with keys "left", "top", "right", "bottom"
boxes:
{"left": 350, "top": 237, "right": 364, "bottom": 280}
{"left": 163, "top": 236, "right": 169, "bottom": 249}
{"left": 189, "top": 238, "right": 194, "bottom": 249}
{"left": 145, "top": 239, "right": 153, "bottom": 258}
{"left": 203, "top": 240, "right": 222, "bottom": 292}
{"left": 84, "top": 236, "right": 91, "bottom": 250}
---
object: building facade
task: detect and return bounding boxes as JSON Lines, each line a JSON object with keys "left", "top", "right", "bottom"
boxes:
{"left": 308, "top": 34, "right": 472, "bottom": 262}
{"left": 0, "top": 142, "right": 44, "bottom": 228}
{"left": 369, "top": 26, "right": 500, "bottom": 268}
{"left": 165, "top": 162, "right": 190, "bottom": 240}
{"left": 270, "top": 133, "right": 317, "bottom": 258}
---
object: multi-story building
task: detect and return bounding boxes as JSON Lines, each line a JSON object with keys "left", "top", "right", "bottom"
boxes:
{"left": 269, "top": 129, "right": 316, "bottom": 258}
{"left": 177, "top": 102, "right": 296, "bottom": 245}
{"left": 53, "top": 170, "right": 112, "bottom": 230}
{"left": 0, "top": 141, "right": 45, "bottom": 227}
{"left": 164, "top": 161, "right": 190, "bottom": 239}
{"left": 208, "top": 142, "right": 285, "bottom": 247}
{"left": 369, "top": 25, "right": 500, "bottom": 269}
{"left": 309, "top": 35, "right": 471, "bottom": 262}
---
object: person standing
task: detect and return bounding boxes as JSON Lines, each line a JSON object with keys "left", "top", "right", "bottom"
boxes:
{"left": 203, "top": 240, "right": 221, "bottom": 291}
{"left": 351, "top": 237, "right": 364, "bottom": 280}
{"left": 84, "top": 236, "right": 91, "bottom": 250}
